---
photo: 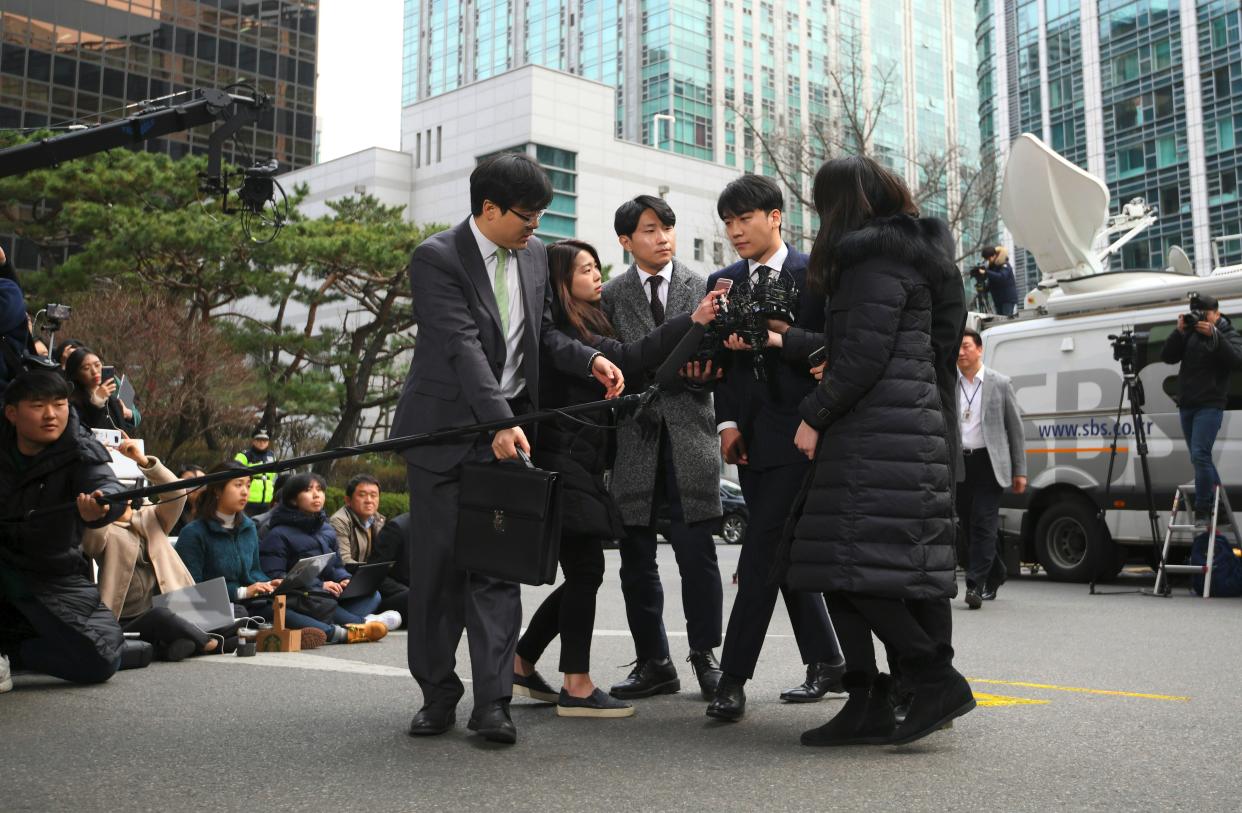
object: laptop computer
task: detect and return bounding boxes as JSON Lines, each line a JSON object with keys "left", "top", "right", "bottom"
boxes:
{"left": 339, "top": 561, "right": 392, "bottom": 600}
{"left": 278, "top": 553, "right": 336, "bottom": 592}
{"left": 152, "top": 577, "right": 237, "bottom": 634}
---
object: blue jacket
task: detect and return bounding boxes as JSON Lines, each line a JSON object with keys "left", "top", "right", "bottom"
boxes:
{"left": 175, "top": 514, "right": 268, "bottom": 597}
{"left": 259, "top": 505, "right": 350, "bottom": 587}
{"left": 985, "top": 261, "right": 1019, "bottom": 307}
{"left": 706, "top": 243, "right": 827, "bottom": 470}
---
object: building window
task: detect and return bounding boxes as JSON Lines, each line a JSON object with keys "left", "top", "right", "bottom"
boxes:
{"left": 436, "top": 126, "right": 442, "bottom": 162}
{"left": 1117, "top": 145, "right": 1145, "bottom": 179}
{"left": 1155, "top": 135, "right": 1179, "bottom": 168}
{"left": 713, "top": 242, "right": 724, "bottom": 266}
{"left": 694, "top": 238, "right": 704, "bottom": 262}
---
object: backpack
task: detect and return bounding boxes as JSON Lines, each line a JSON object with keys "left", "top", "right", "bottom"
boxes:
{"left": 1188, "top": 532, "right": 1242, "bottom": 597}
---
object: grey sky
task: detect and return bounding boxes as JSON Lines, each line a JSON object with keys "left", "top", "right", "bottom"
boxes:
{"left": 315, "top": 1, "right": 403, "bottom": 163}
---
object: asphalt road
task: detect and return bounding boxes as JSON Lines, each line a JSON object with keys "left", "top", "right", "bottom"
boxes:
{"left": 3, "top": 545, "right": 1240, "bottom": 812}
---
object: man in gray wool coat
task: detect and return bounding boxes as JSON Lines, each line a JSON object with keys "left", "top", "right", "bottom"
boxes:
{"left": 601, "top": 195, "right": 725, "bottom": 702}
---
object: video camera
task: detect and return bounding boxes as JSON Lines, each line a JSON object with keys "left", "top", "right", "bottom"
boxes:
{"left": 696, "top": 270, "right": 799, "bottom": 381}
{"left": 1107, "top": 328, "right": 1149, "bottom": 377}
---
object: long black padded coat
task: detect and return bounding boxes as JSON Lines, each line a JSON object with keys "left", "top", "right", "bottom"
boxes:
{"left": 786, "top": 215, "right": 959, "bottom": 600}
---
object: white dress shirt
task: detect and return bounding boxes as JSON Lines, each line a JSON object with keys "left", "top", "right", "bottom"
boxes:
{"left": 638, "top": 261, "right": 674, "bottom": 309}
{"left": 958, "top": 365, "right": 986, "bottom": 450}
{"left": 718, "top": 244, "right": 788, "bottom": 434}
{"left": 470, "top": 218, "right": 526, "bottom": 399}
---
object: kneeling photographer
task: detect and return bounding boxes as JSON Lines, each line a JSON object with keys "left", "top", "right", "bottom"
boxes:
{"left": 1160, "top": 293, "right": 1242, "bottom": 524}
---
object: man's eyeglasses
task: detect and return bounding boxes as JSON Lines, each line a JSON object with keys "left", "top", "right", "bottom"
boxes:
{"left": 508, "top": 207, "right": 546, "bottom": 226}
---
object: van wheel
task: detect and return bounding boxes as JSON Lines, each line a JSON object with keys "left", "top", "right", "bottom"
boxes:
{"left": 1033, "top": 498, "right": 1117, "bottom": 582}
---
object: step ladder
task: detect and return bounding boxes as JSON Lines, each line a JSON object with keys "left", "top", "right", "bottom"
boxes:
{"left": 1154, "top": 483, "right": 1240, "bottom": 598}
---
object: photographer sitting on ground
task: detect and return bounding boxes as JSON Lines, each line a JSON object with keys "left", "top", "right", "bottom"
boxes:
{"left": 260, "top": 473, "right": 396, "bottom": 643}
{"left": 64, "top": 346, "right": 138, "bottom": 433}
{"left": 330, "top": 474, "right": 407, "bottom": 620}
{"left": 0, "top": 370, "right": 128, "bottom": 692}
{"left": 82, "top": 436, "right": 224, "bottom": 661}
{"left": 1160, "top": 293, "right": 1242, "bottom": 524}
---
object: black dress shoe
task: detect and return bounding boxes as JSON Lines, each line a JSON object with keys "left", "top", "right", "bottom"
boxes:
{"left": 705, "top": 674, "right": 746, "bottom": 722}
{"left": 780, "top": 659, "right": 846, "bottom": 703}
{"left": 467, "top": 700, "right": 517, "bottom": 744}
{"left": 408, "top": 705, "right": 456, "bottom": 736}
{"left": 609, "top": 658, "right": 680, "bottom": 699}
{"left": 687, "top": 650, "right": 723, "bottom": 701}
{"left": 513, "top": 669, "right": 559, "bottom": 703}
{"left": 981, "top": 585, "right": 998, "bottom": 601}
{"left": 964, "top": 586, "right": 983, "bottom": 609}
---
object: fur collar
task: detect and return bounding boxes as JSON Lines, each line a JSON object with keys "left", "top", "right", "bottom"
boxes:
{"left": 835, "top": 215, "right": 958, "bottom": 284}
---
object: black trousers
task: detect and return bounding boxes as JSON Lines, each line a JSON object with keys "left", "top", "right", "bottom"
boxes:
{"left": 0, "top": 576, "right": 122, "bottom": 684}
{"left": 957, "top": 448, "right": 1006, "bottom": 590}
{"left": 720, "top": 463, "right": 840, "bottom": 679}
{"left": 824, "top": 592, "right": 947, "bottom": 679}
{"left": 406, "top": 460, "right": 521, "bottom": 708}
{"left": 619, "top": 428, "right": 723, "bottom": 661}
{"left": 122, "top": 606, "right": 211, "bottom": 654}
{"left": 516, "top": 532, "right": 606, "bottom": 674}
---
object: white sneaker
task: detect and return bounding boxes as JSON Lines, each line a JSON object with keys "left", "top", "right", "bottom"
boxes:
{"left": 365, "top": 610, "right": 403, "bottom": 631}
{"left": 1, "top": 653, "right": 12, "bottom": 693}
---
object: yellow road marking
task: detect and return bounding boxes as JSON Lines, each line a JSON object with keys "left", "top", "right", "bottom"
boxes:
{"left": 969, "top": 678, "right": 1189, "bottom": 702}
{"left": 972, "top": 691, "right": 1049, "bottom": 708}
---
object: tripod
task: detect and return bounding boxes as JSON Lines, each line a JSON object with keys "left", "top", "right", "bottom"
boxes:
{"left": 1090, "top": 368, "right": 1162, "bottom": 594}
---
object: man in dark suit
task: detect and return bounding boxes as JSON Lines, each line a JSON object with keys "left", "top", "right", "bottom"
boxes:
{"left": 601, "top": 195, "right": 725, "bottom": 702}
{"left": 390, "top": 153, "right": 624, "bottom": 745}
{"left": 701, "top": 176, "right": 844, "bottom": 722}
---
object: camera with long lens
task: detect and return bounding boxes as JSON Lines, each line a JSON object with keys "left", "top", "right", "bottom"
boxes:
{"left": 1108, "top": 328, "right": 1149, "bottom": 376}
{"left": 696, "top": 270, "right": 799, "bottom": 381}
{"left": 1182, "top": 291, "right": 1207, "bottom": 329}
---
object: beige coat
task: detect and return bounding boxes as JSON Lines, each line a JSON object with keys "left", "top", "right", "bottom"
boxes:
{"left": 82, "top": 457, "right": 193, "bottom": 619}
{"left": 329, "top": 505, "right": 386, "bottom": 566}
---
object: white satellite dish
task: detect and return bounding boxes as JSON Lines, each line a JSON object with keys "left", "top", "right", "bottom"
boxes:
{"left": 1167, "top": 245, "right": 1194, "bottom": 276}
{"left": 1000, "top": 134, "right": 1110, "bottom": 281}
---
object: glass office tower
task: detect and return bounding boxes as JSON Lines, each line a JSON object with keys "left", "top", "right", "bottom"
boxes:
{"left": 978, "top": 0, "right": 1241, "bottom": 281}
{"left": 0, "top": 1, "right": 317, "bottom": 169}
{"left": 403, "top": 0, "right": 981, "bottom": 232}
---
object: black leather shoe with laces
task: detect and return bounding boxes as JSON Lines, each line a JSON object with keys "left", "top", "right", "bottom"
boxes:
{"left": 687, "top": 649, "right": 723, "bottom": 701}
{"left": 780, "top": 658, "right": 846, "bottom": 703}
{"left": 705, "top": 674, "right": 746, "bottom": 722}
{"left": 609, "top": 658, "right": 681, "bottom": 699}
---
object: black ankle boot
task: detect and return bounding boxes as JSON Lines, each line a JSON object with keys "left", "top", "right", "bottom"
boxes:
{"left": 891, "top": 653, "right": 975, "bottom": 746}
{"left": 800, "top": 672, "right": 895, "bottom": 746}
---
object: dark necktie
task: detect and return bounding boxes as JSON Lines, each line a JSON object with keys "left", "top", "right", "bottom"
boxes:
{"left": 648, "top": 275, "right": 665, "bottom": 326}
{"left": 755, "top": 264, "right": 773, "bottom": 285}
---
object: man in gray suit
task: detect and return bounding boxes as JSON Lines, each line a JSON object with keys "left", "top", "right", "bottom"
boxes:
{"left": 391, "top": 153, "right": 624, "bottom": 744}
{"left": 956, "top": 328, "right": 1026, "bottom": 608}
{"left": 601, "top": 195, "right": 725, "bottom": 701}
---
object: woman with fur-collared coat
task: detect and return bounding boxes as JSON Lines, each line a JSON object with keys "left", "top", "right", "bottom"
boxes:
{"left": 776, "top": 156, "right": 973, "bottom": 749}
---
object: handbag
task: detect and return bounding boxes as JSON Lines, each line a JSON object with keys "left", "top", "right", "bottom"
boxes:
{"left": 455, "top": 449, "right": 562, "bottom": 586}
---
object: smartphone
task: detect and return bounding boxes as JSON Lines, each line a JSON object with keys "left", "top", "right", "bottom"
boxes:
{"left": 808, "top": 346, "right": 828, "bottom": 367}
{"left": 712, "top": 278, "right": 734, "bottom": 294}
{"left": 101, "top": 365, "right": 116, "bottom": 383}
{"left": 91, "top": 428, "right": 123, "bottom": 448}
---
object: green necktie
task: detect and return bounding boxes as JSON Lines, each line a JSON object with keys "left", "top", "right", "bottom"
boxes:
{"left": 493, "top": 248, "right": 509, "bottom": 335}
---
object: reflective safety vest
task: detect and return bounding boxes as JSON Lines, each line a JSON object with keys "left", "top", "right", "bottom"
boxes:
{"left": 234, "top": 449, "right": 276, "bottom": 505}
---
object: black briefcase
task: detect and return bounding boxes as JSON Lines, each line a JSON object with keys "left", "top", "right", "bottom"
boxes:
{"left": 454, "top": 450, "right": 562, "bottom": 586}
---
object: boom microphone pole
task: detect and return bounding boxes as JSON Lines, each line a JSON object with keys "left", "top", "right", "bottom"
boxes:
{"left": 16, "top": 389, "right": 650, "bottom": 522}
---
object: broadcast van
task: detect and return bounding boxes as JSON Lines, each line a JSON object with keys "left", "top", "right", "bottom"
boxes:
{"left": 976, "top": 134, "right": 1242, "bottom": 582}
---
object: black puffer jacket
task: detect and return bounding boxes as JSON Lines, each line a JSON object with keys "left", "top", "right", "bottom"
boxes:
{"left": 536, "top": 312, "right": 704, "bottom": 540}
{"left": 0, "top": 410, "right": 125, "bottom": 582}
{"left": 1159, "top": 314, "right": 1242, "bottom": 409}
{"left": 787, "top": 215, "right": 958, "bottom": 600}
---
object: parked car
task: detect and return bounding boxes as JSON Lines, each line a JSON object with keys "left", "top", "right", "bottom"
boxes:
{"left": 651, "top": 479, "right": 748, "bottom": 544}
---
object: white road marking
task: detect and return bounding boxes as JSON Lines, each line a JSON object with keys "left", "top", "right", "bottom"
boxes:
{"left": 198, "top": 652, "right": 423, "bottom": 678}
